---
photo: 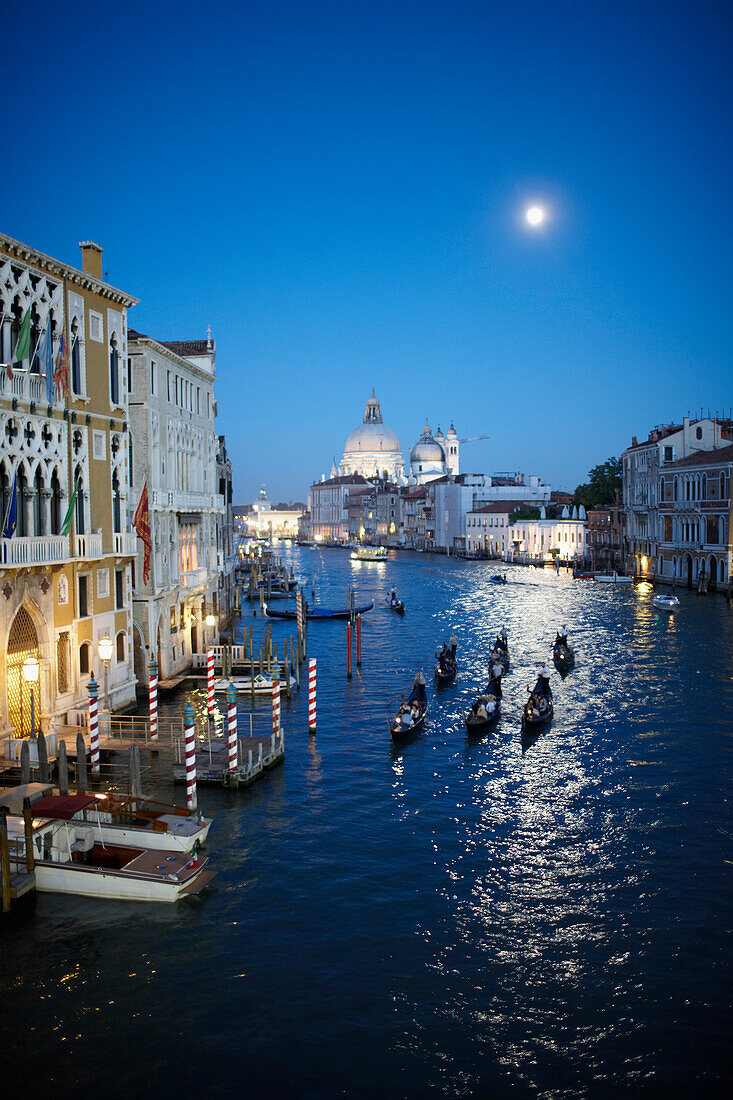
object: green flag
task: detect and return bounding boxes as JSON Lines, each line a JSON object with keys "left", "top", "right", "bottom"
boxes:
{"left": 60, "top": 478, "right": 80, "bottom": 537}
{"left": 14, "top": 309, "right": 31, "bottom": 363}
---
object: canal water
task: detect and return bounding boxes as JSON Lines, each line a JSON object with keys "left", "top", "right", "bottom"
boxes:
{"left": 2, "top": 549, "right": 732, "bottom": 1097}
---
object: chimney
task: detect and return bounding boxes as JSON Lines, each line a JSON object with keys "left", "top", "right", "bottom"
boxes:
{"left": 79, "top": 241, "right": 104, "bottom": 279}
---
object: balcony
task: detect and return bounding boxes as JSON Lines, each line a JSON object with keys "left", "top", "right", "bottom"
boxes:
{"left": 74, "top": 532, "right": 103, "bottom": 558}
{"left": 180, "top": 567, "right": 208, "bottom": 589}
{"left": 150, "top": 489, "right": 226, "bottom": 512}
{"left": 0, "top": 534, "right": 70, "bottom": 566}
{"left": 113, "top": 531, "right": 138, "bottom": 556}
{"left": 0, "top": 368, "right": 62, "bottom": 409}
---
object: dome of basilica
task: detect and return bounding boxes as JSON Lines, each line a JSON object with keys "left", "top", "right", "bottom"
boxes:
{"left": 409, "top": 420, "right": 446, "bottom": 465}
{"left": 340, "top": 391, "right": 404, "bottom": 481}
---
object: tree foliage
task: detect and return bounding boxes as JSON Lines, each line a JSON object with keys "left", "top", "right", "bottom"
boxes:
{"left": 574, "top": 457, "right": 622, "bottom": 510}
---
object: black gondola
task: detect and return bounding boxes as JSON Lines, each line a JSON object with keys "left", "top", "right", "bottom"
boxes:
{"left": 389, "top": 701, "right": 428, "bottom": 741}
{"left": 465, "top": 699, "right": 501, "bottom": 735}
{"left": 388, "top": 598, "right": 406, "bottom": 615}
{"left": 521, "top": 691, "right": 554, "bottom": 729}
{"left": 434, "top": 658, "right": 457, "bottom": 687}
{"left": 552, "top": 640, "right": 574, "bottom": 674}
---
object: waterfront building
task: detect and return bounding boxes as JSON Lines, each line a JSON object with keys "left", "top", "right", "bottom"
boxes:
{"left": 244, "top": 487, "right": 305, "bottom": 538}
{"left": 309, "top": 474, "right": 372, "bottom": 542}
{"left": 622, "top": 416, "right": 732, "bottom": 578}
{"left": 338, "top": 391, "right": 405, "bottom": 482}
{"left": 586, "top": 499, "right": 624, "bottom": 570}
{"left": 508, "top": 507, "right": 588, "bottom": 563}
{"left": 0, "top": 233, "right": 138, "bottom": 743}
{"left": 465, "top": 501, "right": 528, "bottom": 556}
{"left": 127, "top": 329, "right": 224, "bottom": 682}
{"left": 656, "top": 444, "right": 732, "bottom": 590}
{"left": 429, "top": 471, "right": 551, "bottom": 552}
{"left": 215, "top": 435, "right": 236, "bottom": 626}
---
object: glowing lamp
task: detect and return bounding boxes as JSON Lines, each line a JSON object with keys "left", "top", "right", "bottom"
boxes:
{"left": 206, "top": 613, "right": 216, "bottom": 627}
{"left": 22, "top": 654, "right": 40, "bottom": 684}
{"left": 98, "top": 636, "right": 113, "bottom": 664}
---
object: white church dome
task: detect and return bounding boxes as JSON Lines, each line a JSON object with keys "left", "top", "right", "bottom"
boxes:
{"left": 343, "top": 391, "right": 402, "bottom": 455}
{"left": 409, "top": 420, "right": 445, "bottom": 464}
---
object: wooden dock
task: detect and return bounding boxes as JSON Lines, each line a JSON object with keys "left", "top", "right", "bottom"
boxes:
{"left": 171, "top": 731, "right": 285, "bottom": 789}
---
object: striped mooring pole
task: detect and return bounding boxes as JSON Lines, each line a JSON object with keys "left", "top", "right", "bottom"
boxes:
{"left": 148, "top": 653, "right": 158, "bottom": 741}
{"left": 184, "top": 699, "right": 197, "bottom": 810}
{"left": 272, "top": 678, "right": 280, "bottom": 738}
{"left": 87, "top": 675, "right": 100, "bottom": 775}
{"left": 206, "top": 648, "right": 215, "bottom": 721}
{"left": 227, "top": 680, "right": 238, "bottom": 773}
{"left": 308, "top": 658, "right": 317, "bottom": 735}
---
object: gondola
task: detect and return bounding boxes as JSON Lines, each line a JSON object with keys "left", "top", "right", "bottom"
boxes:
{"left": 389, "top": 701, "right": 428, "bottom": 741}
{"left": 552, "top": 640, "right": 574, "bottom": 674}
{"left": 387, "top": 597, "right": 406, "bottom": 616}
{"left": 434, "top": 658, "right": 457, "bottom": 687}
{"left": 490, "top": 574, "right": 507, "bottom": 584}
{"left": 264, "top": 600, "right": 374, "bottom": 620}
{"left": 521, "top": 691, "right": 553, "bottom": 729}
{"left": 465, "top": 699, "right": 501, "bottom": 735}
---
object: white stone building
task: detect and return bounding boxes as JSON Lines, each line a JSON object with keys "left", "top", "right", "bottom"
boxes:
{"left": 508, "top": 507, "right": 588, "bottom": 562}
{"left": 128, "top": 329, "right": 225, "bottom": 682}
{"left": 465, "top": 501, "right": 528, "bottom": 556}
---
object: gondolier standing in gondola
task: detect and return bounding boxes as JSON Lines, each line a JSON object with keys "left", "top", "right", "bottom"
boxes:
{"left": 496, "top": 625, "right": 508, "bottom": 652}
{"left": 408, "top": 670, "right": 426, "bottom": 705}
{"left": 449, "top": 629, "right": 458, "bottom": 659}
{"left": 533, "top": 662, "right": 552, "bottom": 697}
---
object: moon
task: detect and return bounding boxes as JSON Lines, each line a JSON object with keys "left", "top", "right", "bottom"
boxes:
{"left": 525, "top": 205, "right": 545, "bottom": 227}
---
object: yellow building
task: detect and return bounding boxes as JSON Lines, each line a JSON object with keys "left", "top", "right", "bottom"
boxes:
{"left": 0, "top": 232, "right": 139, "bottom": 751}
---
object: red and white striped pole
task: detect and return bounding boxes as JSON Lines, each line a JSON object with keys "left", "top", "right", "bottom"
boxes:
{"left": 227, "top": 680, "right": 238, "bottom": 773}
{"left": 206, "top": 647, "right": 215, "bottom": 722}
{"left": 308, "top": 658, "right": 316, "bottom": 734}
{"left": 148, "top": 653, "right": 158, "bottom": 741}
{"left": 87, "top": 675, "right": 100, "bottom": 775}
{"left": 184, "top": 699, "right": 197, "bottom": 809}
{"left": 272, "top": 677, "right": 280, "bottom": 738}
{"left": 346, "top": 621, "right": 352, "bottom": 679}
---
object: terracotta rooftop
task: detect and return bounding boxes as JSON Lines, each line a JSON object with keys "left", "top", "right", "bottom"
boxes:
{"left": 667, "top": 443, "right": 733, "bottom": 470}
{"left": 161, "top": 339, "right": 213, "bottom": 357}
{"left": 469, "top": 500, "right": 530, "bottom": 514}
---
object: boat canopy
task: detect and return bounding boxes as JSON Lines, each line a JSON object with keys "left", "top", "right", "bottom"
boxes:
{"left": 31, "top": 794, "right": 98, "bottom": 820}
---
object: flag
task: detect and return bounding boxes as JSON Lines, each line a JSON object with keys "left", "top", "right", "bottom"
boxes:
{"left": 133, "top": 480, "right": 152, "bottom": 584}
{"left": 54, "top": 331, "right": 69, "bottom": 398}
{"left": 2, "top": 473, "right": 18, "bottom": 539}
{"left": 14, "top": 308, "right": 31, "bottom": 364}
{"left": 37, "top": 324, "right": 54, "bottom": 403}
{"left": 60, "top": 477, "right": 80, "bottom": 537}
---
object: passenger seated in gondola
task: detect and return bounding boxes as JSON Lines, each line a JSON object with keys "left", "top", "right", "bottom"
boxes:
{"left": 408, "top": 670, "right": 426, "bottom": 704}
{"left": 475, "top": 698, "right": 488, "bottom": 720}
{"left": 390, "top": 587, "right": 399, "bottom": 607}
{"left": 410, "top": 701, "right": 421, "bottom": 721}
{"left": 438, "top": 644, "right": 453, "bottom": 671}
{"left": 396, "top": 702, "right": 413, "bottom": 729}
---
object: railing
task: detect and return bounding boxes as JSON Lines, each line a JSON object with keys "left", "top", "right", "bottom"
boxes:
{"left": 74, "top": 532, "right": 103, "bottom": 558}
{"left": 0, "top": 368, "right": 61, "bottom": 407}
{"left": 150, "top": 489, "right": 227, "bottom": 511}
{"left": 0, "top": 534, "right": 69, "bottom": 565}
{"left": 180, "top": 567, "right": 208, "bottom": 589}
{"left": 113, "top": 531, "right": 138, "bottom": 555}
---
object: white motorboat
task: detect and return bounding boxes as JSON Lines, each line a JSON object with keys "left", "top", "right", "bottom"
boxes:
{"left": 213, "top": 674, "right": 286, "bottom": 695}
{"left": 351, "top": 545, "right": 388, "bottom": 561}
{"left": 6, "top": 801, "right": 214, "bottom": 902}
{"left": 594, "top": 571, "right": 633, "bottom": 584}
{"left": 0, "top": 786, "right": 211, "bottom": 854}
{"left": 652, "top": 593, "right": 680, "bottom": 611}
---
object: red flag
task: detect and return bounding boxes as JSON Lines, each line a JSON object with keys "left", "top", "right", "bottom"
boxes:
{"left": 133, "top": 480, "right": 152, "bottom": 584}
{"left": 53, "top": 332, "right": 69, "bottom": 397}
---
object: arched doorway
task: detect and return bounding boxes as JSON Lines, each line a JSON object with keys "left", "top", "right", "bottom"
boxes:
{"left": 132, "top": 623, "right": 147, "bottom": 688}
{"left": 686, "top": 554, "right": 693, "bottom": 589}
{"left": 709, "top": 556, "right": 718, "bottom": 591}
{"left": 6, "top": 606, "right": 40, "bottom": 737}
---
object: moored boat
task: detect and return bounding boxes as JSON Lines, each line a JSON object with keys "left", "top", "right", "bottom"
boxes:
{"left": 213, "top": 674, "right": 287, "bottom": 694}
{"left": 264, "top": 600, "right": 374, "bottom": 620}
{"left": 6, "top": 812, "right": 214, "bottom": 902}
{"left": 594, "top": 571, "right": 632, "bottom": 584}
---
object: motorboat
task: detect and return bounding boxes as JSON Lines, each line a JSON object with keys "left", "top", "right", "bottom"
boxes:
{"left": 0, "top": 787, "right": 212, "bottom": 855}
{"left": 652, "top": 593, "right": 681, "bottom": 612}
{"left": 5, "top": 805, "right": 214, "bottom": 902}
{"left": 213, "top": 674, "right": 286, "bottom": 694}
{"left": 351, "top": 545, "right": 388, "bottom": 561}
{"left": 594, "top": 571, "right": 632, "bottom": 584}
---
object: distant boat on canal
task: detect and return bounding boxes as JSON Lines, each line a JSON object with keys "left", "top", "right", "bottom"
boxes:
{"left": 264, "top": 600, "right": 375, "bottom": 620}
{"left": 351, "top": 545, "right": 388, "bottom": 561}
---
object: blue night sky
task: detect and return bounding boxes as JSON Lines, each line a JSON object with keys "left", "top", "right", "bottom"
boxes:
{"left": 4, "top": 1, "right": 731, "bottom": 503}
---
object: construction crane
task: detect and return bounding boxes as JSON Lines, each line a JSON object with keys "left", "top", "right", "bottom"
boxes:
{"left": 458, "top": 435, "right": 490, "bottom": 444}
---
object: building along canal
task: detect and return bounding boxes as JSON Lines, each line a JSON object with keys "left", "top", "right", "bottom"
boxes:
{"left": 1, "top": 547, "right": 731, "bottom": 1097}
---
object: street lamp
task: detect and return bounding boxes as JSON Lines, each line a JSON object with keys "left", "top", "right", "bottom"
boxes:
{"left": 98, "top": 635, "right": 113, "bottom": 711}
{"left": 22, "top": 654, "right": 40, "bottom": 741}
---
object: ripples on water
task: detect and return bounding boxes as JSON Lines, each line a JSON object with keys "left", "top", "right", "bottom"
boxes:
{"left": 2, "top": 551, "right": 732, "bottom": 1097}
